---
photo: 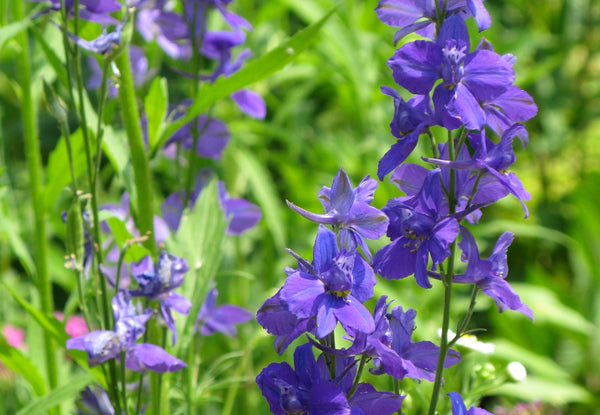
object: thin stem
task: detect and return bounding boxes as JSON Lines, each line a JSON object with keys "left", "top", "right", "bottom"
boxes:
{"left": 428, "top": 130, "right": 457, "bottom": 415}
{"left": 92, "top": 57, "right": 113, "bottom": 196}
{"left": 347, "top": 354, "right": 367, "bottom": 398}
{"left": 120, "top": 351, "right": 130, "bottom": 415}
{"left": 393, "top": 378, "right": 402, "bottom": 415}
{"left": 426, "top": 129, "right": 439, "bottom": 158}
{"left": 135, "top": 373, "right": 145, "bottom": 415}
{"left": 13, "top": 2, "right": 58, "bottom": 412}
{"left": 449, "top": 285, "right": 480, "bottom": 349}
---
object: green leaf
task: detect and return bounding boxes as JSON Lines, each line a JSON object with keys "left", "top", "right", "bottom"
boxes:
{"left": 15, "top": 373, "right": 96, "bottom": 415}
{"left": 145, "top": 77, "right": 169, "bottom": 154}
{"left": 1, "top": 280, "right": 105, "bottom": 386}
{"left": 493, "top": 339, "right": 571, "bottom": 381}
{"left": 167, "top": 178, "right": 227, "bottom": 352}
{"left": 30, "top": 26, "right": 69, "bottom": 89}
{"left": 0, "top": 207, "right": 36, "bottom": 278}
{"left": 42, "top": 128, "right": 86, "bottom": 211}
{"left": 0, "top": 335, "right": 47, "bottom": 396}
{"left": 157, "top": 5, "right": 338, "bottom": 150}
{"left": 232, "top": 148, "right": 286, "bottom": 248}
{"left": 491, "top": 377, "right": 593, "bottom": 405}
{"left": 105, "top": 216, "right": 151, "bottom": 263}
{"left": 513, "top": 283, "right": 597, "bottom": 336}
{"left": 0, "top": 16, "right": 31, "bottom": 50}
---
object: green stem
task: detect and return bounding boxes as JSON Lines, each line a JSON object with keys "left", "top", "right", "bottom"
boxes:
{"left": 120, "top": 351, "right": 130, "bottom": 415}
{"left": 13, "top": 3, "right": 59, "bottom": 413}
{"left": 347, "top": 354, "right": 367, "bottom": 398}
{"left": 428, "top": 131, "right": 457, "bottom": 415}
{"left": 393, "top": 378, "right": 402, "bottom": 415}
{"left": 115, "top": 45, "right": 157, "bottom": 253}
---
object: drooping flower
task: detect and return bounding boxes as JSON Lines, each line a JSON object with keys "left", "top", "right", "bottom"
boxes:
{"left": 129, "top": 251, "right": 192, "bottom": 345}
{"left": 375, "top": 0, "right": 491, "bottom": 43}
{"left": 58, "top": 20, "right": 124, "bottom": 55}
{"left": 279, "top": 225, "right": 376, "bottom": 338}
{"left": 287, "top": 168, "right": 389, "bottom": 260}
{"left": 377, "top": 86, "right": 435, "bottom": 180}
{"left": 374, "top": 169, "right": 459, "bottom": 288}
{"left": 196, "top": 285, "right": 252, "bottom": 337}
{"left": 387, "top": 15, "right": 514, "bottom": 132}
{"left": 448, "top": 392, "right": 493, "bottom": 415}
{"left": 424, "top": 125, "right": 532, "bottom": 216}
{"left": 453, "top": 226, "right": 533, "bottom": 321}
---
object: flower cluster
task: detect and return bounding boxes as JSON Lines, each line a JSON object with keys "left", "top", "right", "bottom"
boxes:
{"left": 256, "top": 1, "right": 536, "bottom": 413}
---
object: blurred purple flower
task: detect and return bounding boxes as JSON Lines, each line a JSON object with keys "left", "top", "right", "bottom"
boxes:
{"left": 136, "top": 7, "right": 191, "bottom": 59}
{"left": 287, "top": 168, "right": 389, "bottom": 260}
{"left": 279, "top": 225, "right": 376, "bottom": 338}
{"left": 196, "top": 285, "right": 252, "bottom": 337}
{"left": 166, "top": 113, "right": 231, "bottom": 160}
{"left": 161, "top": 169, "right": 261, "bottom": 235}
{"left": 454, "top": 226, "right": 533, "bottom": 321}
{"left": 77, "top": 386, "right": 114, "bottom": 415}
{"left": 30, "top": 0, "right": 121, "bottom": 24}
{"left": 58, "top": 20, "right": 124, "bottom": 55}
{"left": 375, "top": 0, "right": 490, "bottom": 43}
{"left": 448, "top": 392, "right": 493, "bottom": 415}
{"left": 87, "top": 46, "right": 149, "bottom": 98}
{"left": 129, "top": 251, "right": 192, "bottom": 345}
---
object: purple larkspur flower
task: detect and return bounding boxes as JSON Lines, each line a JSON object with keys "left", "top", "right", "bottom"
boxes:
{"left": 448, "top": 392, "right": 493, "bottom": 415}
{"left": 279, "top": 225, "right": 376, "bottom": 338}
{"left": 424, "top": 125, "right": 532, "bottom": 216}
{"left": 388, "top": 15, "right": 514, "bottom": 131}
{"left": 67, "top": 291, "right": 185, "bottom": 372}
{"left": 257, "top": 343, "right": 403, "bottom": 415}
{"left": 374, "top": 169, "right": 459, "bottom": 288}
{"left": 166, "top": 110, "right": 231, "bottom": 160}
{"left": 30, "top": 0, "right": 121, "bottom": 23}
{"left": 77, "top": 386, "right": 114, "bottom": 415}
{"left": 196, "top": 285, "right": 252, "bottom": 337}
{"left": 161, "top": 169, "right": 261, "bottom": 235}
{"left": 256, "top": 344, "right": 351, "bottom": 415}
{"left": 136, "top": 6, "right": 191, "bottom": 59}
{"left": 453, "top": 226, "right": 533, "bottom": 321}
{"left": 377, "top": 86, "right": 435, "bottom": 179}
{"left": 256, "top": 288, "right": 316, "bottom": 354}
{"left": 375, "top": 0, "right": 490, "bottom": 43}
{"left": 287, "top": 168, "right": 389, "bottom": 260}
{"left": 129, "top": 251, "right": 192, "bottom": 345}
{"left": 311, "top": 296, "right": 460, "bottom": 382}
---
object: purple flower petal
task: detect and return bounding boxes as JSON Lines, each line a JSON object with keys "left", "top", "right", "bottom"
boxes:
{"left": 126, "top": 343, "right": 186, "bottom": 373}
{"left": 230, "top": 89, "right": 266, "bottom": 119}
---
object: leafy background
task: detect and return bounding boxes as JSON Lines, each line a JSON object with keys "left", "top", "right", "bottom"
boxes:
{"left": 0, "top": 0, "right": 599, "bottom": 413}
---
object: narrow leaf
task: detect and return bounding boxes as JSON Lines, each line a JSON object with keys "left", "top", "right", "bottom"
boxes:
{"left": 158, "top": 5, "right": 338, "bottom": 149}
{"left": 145, "top": 77, "right": 168, "bottom": 154}
{"left": 0, "top": 16, "right": 31, "bottom": 50}
{"left": 15, "top": 373, "right": 96, "bottom": 415}
{"left": 0, "top": 335, "right": 47, "bottom": 396}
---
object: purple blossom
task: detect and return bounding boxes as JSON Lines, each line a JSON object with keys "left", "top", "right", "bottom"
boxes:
{"left": 87, "top": 46, "right": 149, "bottom": 98}
{"left": 161, "top": 169, "right": 261, "bottom": 235}
{"left": 30, "top": 0, "right": 121, "bottom": 24}
{"left": 377, "top": 86, "right": 435, "bottom": 180}
{"left": 374, "top": 169, "right": 459, "bottom": 288}
{"left": 453, "top": 226, "right": 533, "bottom": 321}
{"left": 256, "top": 287, "right": 316, "bottom": 354}
{"left": 279, "top": 225, "right": 376, "bottom": 338}
{"left": 196, "top": 286, "right": 252, "bottom": 337}
{"left": 129, "top": 251, "right": 192, "bottom": 345}
{"left": 256, "top": 343, "right": 403, "bottom": 415}
{"left": 311, "top": 296, "right": 460, "bottom": 382}
{"left": 287, "top": 168, "right": 389, "bottom": 260}
{"left": 136, "top": 7, "right": 191, "bottom": 59}
{"left": 375, "top": 0, "right": 490, "bottom": 43}
{"left": 67, "top": 291, "right": 185, "bottom": 373}
{"left": 166, "top": 111, "right": 232, "bottom": 160}
{"left": 387, "top": 15, "right": 514, "bottom": 131}
{"left": 424, "top": 125, "right": 532, "bottom": 216}
{"left": 77, "top": 386, "right": 114, "bottom": 415}
{"left": 448, "top": 392, "right": 493, "bottom": 415}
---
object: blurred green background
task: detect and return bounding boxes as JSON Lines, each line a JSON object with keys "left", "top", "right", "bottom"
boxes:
{"left": 1, "top": 0, "right": 600, "bottom": 413}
